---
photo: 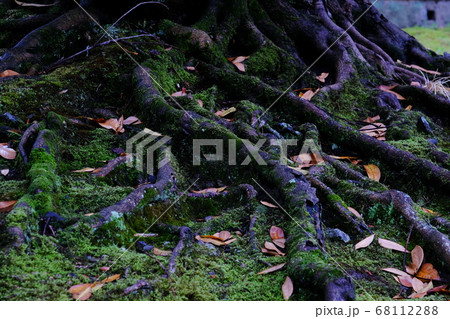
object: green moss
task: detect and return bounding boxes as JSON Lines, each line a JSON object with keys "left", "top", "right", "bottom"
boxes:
{"left": 0, "top": 180, "right": 27, "bottom": 200}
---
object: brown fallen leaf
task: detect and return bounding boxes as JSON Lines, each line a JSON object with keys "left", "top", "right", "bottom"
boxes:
{"left": 406, "top": 245, "right": 424, "bottom": 275}
{"left": 299, "top": 89, "right": 320, "bottom": 101}
{"left": 257, "top": 262, "right": 286, "bottom": 275}
{"left": 405, "top": 105, "right": 413, "bottom": 111}
{"left": 378, "top": 238, "right": 409, "bottom": 253}
{"left": 101, "top": 274, "right": 121, "bottom": 283}
{"left": 328, "top": 155, "right": 359, "bottom": 160}
{"left": 0, "top": 143, "right": 17, "bottom": 160}
{"left": 98, "top": 117, "right": 125, "bottom": 133}
{"left": 421, "top": 207, "right": 438, "bottom": 215}
{"left": 0, "top": 70, "right": 20, "bottom": 78}
{"left": 260, "top": 201, "right": 278, "bottom": 208}
{"left": 363, "top": 115, "right": 381, "bottom": 123}
{"left": 196, "top": 235, "right": 234, "bottom": 246}
{"left": 191, "top": 186, "right": 227, "bottom": 194}
{"left": 398, "top": 275, "right": 414, "bottom": 288}
{"left": 215, "top": 107, "right": 236, "bottom": 118}
{"left": 282, "top": 276, "right": 294, "bottom": 300}
{"left": 217, "top": 230, "right": 232, "bottom": 241}
{"left": 416, "top": 263, "right": 440, "bottom": 281}
{"left": 72, "top": 167, "right": 96, "bottom": 173}
{"left": 378, "top": 84, "right": 406, "bottom": 100}
{"left": 364, "top": 164, "right": 381, "bottom": 182}
{"left": 171, "top": 87, "right": 187, "bottom": 97}
{"left": 316, "top": 72, "right": 329, "bottom": 83}
{"left": 153, "top": 247, "right": 172, "bottom": 256}
{"left": 359, "top": 123, "right": 387, "bottom": 140}
{"left": 69, "top": 283, "right": 94, "bottom": 301}
{"left": 291, "top": 153, "right": 324, "bottom": 167}
{"left": 228, "top": 56, "right": 250, "bottom": 72}
{"left": 397, "top": 60, "right": 441, "bottom": 76}
{"left": 412, "top": 277, "right": 428, "bottom": 293}
{"left": 273, "top": 238, "right": 286, "bottom": 249}
{"left": 1, "top": 169, "right": 9, "bottom": 176}
{"left": 99, "top": 266, "right": 110, "bottom": 272}
{"left": 270, "top": 226, "right": 285, "bottom": 240}
{"left": 347, "top": 207, "right": 362, "bottom": 219}
{"left": 264, "top": 241, "right": 285, "bottom": 256}
{"left": 123, "top": 116, "right": 142, "bottom": 125}
{"left": 355, "top": 234, "right": 374, "bottom": 250}
{"left": 260, "top": 247, "right": 281, "bottom": 256}
{"left": 0, "top": 200, "right": 17, "bottom": 213}
{"left": 382, "top": 267, "right": 411, "bottom": 277}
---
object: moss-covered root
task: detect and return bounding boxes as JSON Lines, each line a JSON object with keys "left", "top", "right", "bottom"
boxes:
{"left": 328, "top": 178, "right": 450, "bottom": 271}
{"left": 168, "top": 226, "right": 192, "bottom": 274}
{"left": 287, "top": 223, "right": 355, "bottom": 301}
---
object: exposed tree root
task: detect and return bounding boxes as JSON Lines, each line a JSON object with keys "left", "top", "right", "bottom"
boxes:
{"left": 168, "top": 226, "right": 192, "bottom": 274}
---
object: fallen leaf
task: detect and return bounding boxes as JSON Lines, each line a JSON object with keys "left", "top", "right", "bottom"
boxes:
{"left": 364, "top": 164, "right": 381, "bottom": 182}
{"left": 196, "top": 99, "right": 203, "bottom": 107}
{"left": 359, "top": 123, "right": 387, "bottom": 140}
{"left": 1, "top": 169, "right": 9, "bottom": 176}
{"left": 412, "top": 277, "right": 428, "bottom": 293}
{"left": 405, "top": 105, "right": 413, "bottom": 111}
{"left": 382, "top": 268, "right": 411, "bottom": 277}
{"left": 291, "top": 153, "right": 324, "bottom": 167}
{"left": 421, "top": 207, "right": 437, "bottom": 215}
{"left": 406, "top": 245, "right": 424, "bottom": 275}
{"left": 264, "top": 241, "right": 285, "bottom": 256}
{"left": 378, "top": 84, "right": 406, "bottom": 100}
{"left": 14, "top": 0, "right": 56, "bottom": 7}
{"left": 185, "top": 66, "right": 196, "bottom": 71}
{"left": 171, "top": 87, "right": 187, "bottom": 97}
{"left": 191, "top": 186, "right": 227, "bottom": 194}
{"left": 133, "top": 233, "right": 158, "bottom": 237}
{"left": 153, "top": 247, "right": 172, "bottom": 256}
{"left": 347, "top": 207, "right": 362, "bottom": 219}
{"left": 355, "top": 234, "right": 374, "bottom": 250}
{"left": 410, "top": 81, "right": 421, "bottom": 87}
{"left": 98, "top": 118, "right": 124, "bottom": 133}
{"left": 328, "top": 155, "right": 358, "bottom": 160}
{"left": 215, "top": 107, "right": 236, "bottom": 118}
{"left": 299, "top": 89, "right": 320, "bottom": 101}
{"left": 378, "top": 238, "right": 409, "bottom": 253}
{"left": 0, "top": 143, "right": 17, "bottom": 160}
{"left": 257, "top": 262, "right": 286, "bottom": 275}
{"left": 260, "top": 201, "right": 278, "bottom": 208}
{"left": 102, "top": 274, "right": 120, "bottom": 283}
{"left": 99, "top": 266, "right": 110, "bottom": 272}
{"left": 416, "top": 263, "right": 440, "bottom": 281}
{"left": 397, "top": 60, "right": 441, "bottom": 76}
{"left": 0, "top": 70, "right": 20, "bottom": 78}
{"left": 398, "top": 275, "right": 414, "bottom": 288}
{"left": 72, "top": 167, "right": 96, "bottom": 173}
{"left": 282, "top": 276, "right": 294, "bottom": 300}
{"left": 69, "top": 283, "right": 93, "bottom": 301}
{"left": 217, "top": 230, "right": 232, "bottom": 241}
{"left": 196, "top": 235, "right": 233, "bottom": 246}
{"left": 363, "top": 115, "right": 381, "bottom": 123}
{"left": 273, "top": 238, "right": 286, "bottom": 249}
{"left": 427, "top": 285, "right": 447, "bottom": 293}
{"left": 228, "top": 56, "right": 249, "bottom": 72}
{"left": 270, "top": 226, "right": 285, "bottom": 240}
{"left": 0, "top": 200, "right": 17, "bottom": 213}
{"left": 123, "top": 116, "right": 142, "bottom": 125}
{"left": 316, "top": 72, "right": 329, "bottom": 83}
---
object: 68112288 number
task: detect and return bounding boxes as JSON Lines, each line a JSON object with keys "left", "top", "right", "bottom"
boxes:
{"left": 375, "top": 305, "right": 438, "bottom": 316}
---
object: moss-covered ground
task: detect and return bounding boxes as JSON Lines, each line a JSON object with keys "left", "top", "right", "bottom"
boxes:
{"left": 0, "top": 12, "right": 448, "bottom": 301}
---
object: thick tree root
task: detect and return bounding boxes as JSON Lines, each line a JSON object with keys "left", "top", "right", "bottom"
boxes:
{"left": 168, "top": 226, "right": 192, "bottom": 274}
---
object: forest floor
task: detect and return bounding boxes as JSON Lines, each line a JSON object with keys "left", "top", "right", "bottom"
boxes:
{"left": 0, "top": 3, "right": 449, "bottom": 301}
{"left": 403, "top": 26, "right": 450, "bottom": 55}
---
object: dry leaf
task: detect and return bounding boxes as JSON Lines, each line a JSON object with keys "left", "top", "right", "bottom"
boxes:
{"left": 196, "top": 235, "right": 234, "bottom": 246}
{"left": 224, "top": 238, "right": 236, "bottom": 245}
{"left": 316, "top": 72, "right": 329, "bottom": 83}
{"left": 102, "top": 274, "right": 121, "bottom": 283}
{"left": 192, "top": 186, "right": 227, "bottom": 194}
{"left": 257, "top": 263, "right": 286, "bottom": 275}
{"left": 228, "top": 56, "right": 249, "bottom": 72}
{"left": 260, "top": 201, "right": 278, "bottom": 208}
{"left": 364, "top": 164, "right": 381, "bottom": 182}
{"left": 355, "top": 234, "right": 374, "bottom": 250}
{"left": 397, "top": 60, "right": 441, "bottom": 76}
{"left": 123, "top": 116, "right": 142, "bottom": 125}
{"left": 0, "top": 200, "right": 17, "bottom": 213}
{"left": 282, "top": 276, "right": 294, "bottom": 300}
{"left": 378, "top": 238, "right": 409, "bottom": 253}
{"left": 405, "top": 105, "right": 413, "bottom": 111}
{"left": 0, "top": 143, "right": 17, "bottom": 160}
{"left": 378, "top": 84, "right": 406, "bottom": 100}
{"left": 347, "top": 207, "right": 362, "bottom": 219}
{"left": 416, "top": 263, "right": 440, "bottom": 281}
{"left": 153, "top": 247, "right": 172, "bottom": 256}
{"left": 69, "top": 283, "right": 94, "bottom": 301}
{"left": 328, "top": 155, "right": 358, "bottom": 160}
{"left": 270, "top": 226, "right": 285, "bottom": 240}
{"left": 359, "top": 123, "right": 386, "bottom": 140}
{"left": 412, "top": 277, "right": 427, "bottom": 293}
{"left": 215, "top": 107, "right": 236, "bottom": 117}
{"left": 14, "top": 0, "right": 55, "bottom": 7}
{"left": 363, "top": 115, "right": 381, "bottom": 123}
{"left": 421, "top": 207, "right": 437, "bottom": 215}
{"left": 382, "top": 268, "right": 411, "bottom": 277}
{"left": 406, "top": 246, "right": 424, "bottom": 275}
{"left": 171, "top": 88, "right": 187, "bottom": 97}
{"left": 291, "top": 153, "right": 324, "bottom": 167}
{"left": 98, "top": 118, "right": 124, "bottom": 133}
{"left": 218, "top": 230, "right": 232, "bottom": 241}
{"left": 300, "top": 89, "right": 320, "bottom": 101}
{"left": 398, "top": 275, "right": 414, "bottom": 288}
{"left": 0, "top": 70, "right": 20, "bottom": 78}
{"left": 196, "top": 99, "right": 203, "bottom": 107}
{"left": 273, "top": 238, "right": 286, "bottom": 249}
{"left": 1, "top": 169, "right": 9, "bottom": 176}
{"left": 264, "top": 241, "right": 285, "bottom": 256}
{"left": 99, "top": 266, "right": 110, "bottom": 272}
{"left": 260, "top": 247, "right": 280, "bottom": 256}
{"left": 72, "top": 167, "right": 96, "bottom": 173}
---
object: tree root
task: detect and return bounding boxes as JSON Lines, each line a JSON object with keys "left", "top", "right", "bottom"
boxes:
{"left": 168, "top": 226, "right": 192, "bottom": 274}
{"left": 91, "top": 155, "right": 130, "bottom": 178}
{"left": 18, "top": 121, "right": 40, "bottom": 164}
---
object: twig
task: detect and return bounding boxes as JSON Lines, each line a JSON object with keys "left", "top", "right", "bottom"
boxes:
{"left": 144, "top": 252, "right": 170, "bottom": 278}
{"left": 403, "top": 224, "right": 414, "bottom": 271}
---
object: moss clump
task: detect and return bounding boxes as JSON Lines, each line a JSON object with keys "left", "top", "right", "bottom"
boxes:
{"left": 0, "top": 180, "right": 27, "bottom": 200}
